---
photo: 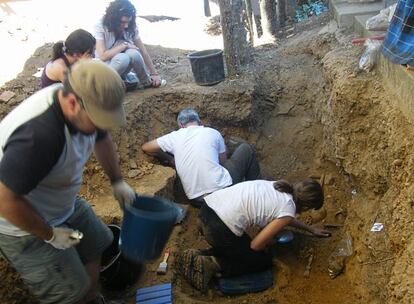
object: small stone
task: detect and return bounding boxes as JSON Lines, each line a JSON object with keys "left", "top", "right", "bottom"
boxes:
{"left": 129, "top": 160, "right": 138, "bottom": 169}
{"left": 0, "top": 91, "right": 15, "bottom": 102}
{"left": 392, "top": 159, "right": 402, "bottom": 166}
{"left": 325, "top": 174, "right": 335, "bottom": 185}
{"left": 127, "top": 169, "right": 140, "bottom": 178}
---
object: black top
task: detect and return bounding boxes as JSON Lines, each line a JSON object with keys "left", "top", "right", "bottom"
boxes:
{"left": 40, "top": 56, "right": 71, "bottom": 89}
{"left": 0, "top": 92, "right": 107, "bottom": 195}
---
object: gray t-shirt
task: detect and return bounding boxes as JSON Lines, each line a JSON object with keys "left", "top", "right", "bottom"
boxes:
{"left": 0, "top": 85, "right": 106, "bottom": 236}
{"left": 93, "top": 18, "right": 140, "bottom": 58}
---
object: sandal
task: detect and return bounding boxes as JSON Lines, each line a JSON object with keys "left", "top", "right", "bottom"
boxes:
{"left": 182, "top": 254, "right": 220, "bottom": 294}
{"left": 175, "top": 249, "right": 201, "bottom": 279}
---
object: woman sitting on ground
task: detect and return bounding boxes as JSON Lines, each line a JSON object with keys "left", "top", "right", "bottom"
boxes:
{"left": 40, "top": 29, "right": 95, "bottom": 88}
{"left": 94, "top": 0, "right": 166, "bottom": 89}
{"left": 176, "top": 179, "right": 331, "bottom": 293}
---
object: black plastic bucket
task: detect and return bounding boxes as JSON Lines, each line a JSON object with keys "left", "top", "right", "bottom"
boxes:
{"left": 188, "top": 49, "right": 225, "bottom": 86}
{"left": 100, "top": 225, "right": 143, "bottom": 291}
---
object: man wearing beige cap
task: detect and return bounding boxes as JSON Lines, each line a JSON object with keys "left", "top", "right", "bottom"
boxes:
{"left": 0, "top": 60, "right": 134, "bottom": 304}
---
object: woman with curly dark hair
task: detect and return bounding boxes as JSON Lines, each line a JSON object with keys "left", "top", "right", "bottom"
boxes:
{"left": 94, "top": 0, "right": 166, "bottom": 89}
{"left": 40, "top": 29, "right": 95, "bottom": 88}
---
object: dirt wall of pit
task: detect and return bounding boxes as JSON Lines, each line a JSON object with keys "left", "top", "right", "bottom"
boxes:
{"left": 310, "top": 35, "right": 414, "bottom": 303}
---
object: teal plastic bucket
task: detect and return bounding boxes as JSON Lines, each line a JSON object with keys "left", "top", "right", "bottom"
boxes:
{"left": 120, "top": 196, "right": 179, "bottom": 262}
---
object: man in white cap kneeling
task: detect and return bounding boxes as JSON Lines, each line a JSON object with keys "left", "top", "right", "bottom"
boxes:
{"left": 0, "top": 60, "right": 135, "bottom": 304}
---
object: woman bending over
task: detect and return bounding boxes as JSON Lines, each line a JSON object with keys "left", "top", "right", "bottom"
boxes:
{"left": 177, "top": 179, "right": 331, "bottom": 293}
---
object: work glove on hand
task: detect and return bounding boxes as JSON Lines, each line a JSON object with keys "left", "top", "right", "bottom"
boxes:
{"left": 45, "top": 227, "right": 83, "bottom": 250}
{"left": 112, "top": 180, "right": 136, "bottom": 209}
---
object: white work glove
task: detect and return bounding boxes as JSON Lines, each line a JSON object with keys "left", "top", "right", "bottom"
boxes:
{"left": 45, "top": 227, "right": 83, "bottom": 250}
{"left": 112, "top": 180, "right": 136, "bottom": 209}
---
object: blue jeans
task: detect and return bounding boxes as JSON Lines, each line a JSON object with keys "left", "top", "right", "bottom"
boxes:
{"left": 109, "top": 49, "right": 151, "bottom": 84}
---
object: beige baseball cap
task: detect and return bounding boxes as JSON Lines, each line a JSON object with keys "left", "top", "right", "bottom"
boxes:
{"left": 68, "top": 59, "right": 126, "bottom": 130}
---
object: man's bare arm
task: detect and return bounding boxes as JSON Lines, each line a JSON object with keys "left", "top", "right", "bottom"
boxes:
{"left": 94, "top": 134, "right": 123, "bottom": 183}
{"left": 0, "top": 182, "right": 53, "bottom": 240}
{"left": 142, "top": 140, "right": 175, "bottom": 167}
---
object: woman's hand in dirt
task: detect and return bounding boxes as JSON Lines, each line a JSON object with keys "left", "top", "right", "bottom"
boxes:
{"left": 150, "top": 74, "right": 161, "bottom": 87}
{"left": 310, "top": 227, "right": 331, "bottom": 237}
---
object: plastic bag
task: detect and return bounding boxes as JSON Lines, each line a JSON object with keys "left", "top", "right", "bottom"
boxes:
{"left": 365, "top": 3, "right": 397, "bottom": 31}
{"left": 359, "top": 39, "right": 382, "bottom": 71}
{"left": 388, "top": 3, "right": 397, "bottom": 23}
{"left": 327, "top": 232, "right": 353, "bottom": 279}
{"left": 174, "top": 203, "right": 188, "bottom": 224}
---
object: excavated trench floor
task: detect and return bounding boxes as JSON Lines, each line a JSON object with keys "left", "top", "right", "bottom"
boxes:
{"left": 95, "top": 24, "right": 363, "bottom": 303}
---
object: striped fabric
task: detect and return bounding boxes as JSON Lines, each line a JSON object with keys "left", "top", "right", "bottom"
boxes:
{"left": 382, "top": 0, "right": 414, "bottom": 66}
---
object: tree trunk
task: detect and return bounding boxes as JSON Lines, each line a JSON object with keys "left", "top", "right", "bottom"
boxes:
{"left": 286, "top": 0, "right": 297, "bottom": 22}
{"left": 245, "top": 0, "right": 255, "bottom": 46}
{"left": 277, "top": 0, "right": 286, "bottom": 28}
{"left": 259, "top": 0, "right": 277, "bottom": 41}
{"left": 218, "top": 0, "right": 250, "bottom": 77}
{"left": 204, "top": 0, "right": 211, "bottom": 17}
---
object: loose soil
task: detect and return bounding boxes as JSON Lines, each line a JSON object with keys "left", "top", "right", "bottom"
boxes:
{"left": 0, "top": 13, "right": 413, "bottom": 304}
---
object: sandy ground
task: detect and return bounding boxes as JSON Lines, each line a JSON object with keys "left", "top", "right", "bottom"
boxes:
{"left": 0, "top": 2, "right": 413, "bottom": 304}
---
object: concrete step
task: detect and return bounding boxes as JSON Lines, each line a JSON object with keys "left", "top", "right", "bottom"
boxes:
{"left": 329, "top": 0, "right": 385, "bottom": 28}
{"left": 354, "top": 14, "right": 386, "bottom": 37}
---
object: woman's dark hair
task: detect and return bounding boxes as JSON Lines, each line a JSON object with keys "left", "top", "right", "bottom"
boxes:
{"left": 274, "top": 179, "right": 324, "bottom": 212}
{"left": 103, "top": 0, "right": 137, "bottom": 40}
{"left": 52, "top": 29, "right": 96, "bottom": 61}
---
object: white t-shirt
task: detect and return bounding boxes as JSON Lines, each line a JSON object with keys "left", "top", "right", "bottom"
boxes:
{"left": 204, "top": 180, "right": 296, "bottom": 236}
{"left": 157, "top": 125, "right": 232, "bottom": 199}
{"left": 93, "top": 18, "right": 140, "bottom": 58}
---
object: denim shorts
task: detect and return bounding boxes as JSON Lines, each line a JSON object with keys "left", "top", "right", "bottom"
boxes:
{"left": 0, "top": 197, "right": 113, "bottom": 304}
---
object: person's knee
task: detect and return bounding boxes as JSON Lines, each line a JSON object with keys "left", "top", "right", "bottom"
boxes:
{"left": 239, "top": 142, "right": 253, "bottom": 153}
{"left": 110, "top": 53, "right": 131, "bottom": 73}
{"left": 233, "top": 142, "right": 255, "bottom": 158}
{"left": 34, "top": 266, "right": 91, "bottom": 304}
{"left": 127, "top": 49, "right": 144, "bottom": 64}
{"left": 61, "top": 275, "right": 91, "bottom": 304}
